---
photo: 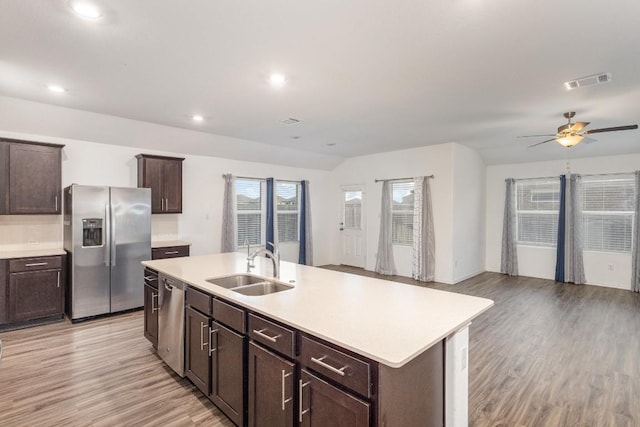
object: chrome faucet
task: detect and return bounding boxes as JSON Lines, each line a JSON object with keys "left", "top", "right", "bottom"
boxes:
{"left": 247, "top": 242, "right": 280, "bottom": 278}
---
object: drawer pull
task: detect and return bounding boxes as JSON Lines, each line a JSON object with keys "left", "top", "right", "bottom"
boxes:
{"left": 298, "top": 380, "right": 311, "bottom": 422}
{"left": 144, "top": 275, "right": 157, "bottom": 282}
{"left": 311, "top": 356, "right": 347, "bottom": 377}
{"left": 164, "top": 251, "right": 179, "bottom": 255}
{"left": 281, "top": 370, "right": 293, "bottom": 411}
{"left": 25, "top": 262, "right": 48, "bottom": 267}
{"left": 253, "top": 328, "right": 280, "bottom": 343}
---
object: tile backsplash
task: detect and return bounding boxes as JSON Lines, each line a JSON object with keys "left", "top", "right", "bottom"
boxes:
{"left": 0, "top": 215, "right": 63, "bottom": 251}
{"left": 151, "top": 214, "right": 179, "bottom": 242}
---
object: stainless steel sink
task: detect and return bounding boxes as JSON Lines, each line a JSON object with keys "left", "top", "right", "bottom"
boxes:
{"left": 205, "top": 274, "right": 294, "bottom": 296}
{"left": 231, "top": 281, "right": 294, "bottom": 296}
{"left": 205, "top": 274, "right": 265, "bottom": 289}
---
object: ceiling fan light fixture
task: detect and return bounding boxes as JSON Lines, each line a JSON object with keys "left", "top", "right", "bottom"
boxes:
{"left": 557, "top": 135, "right": 584, "bottom": 147}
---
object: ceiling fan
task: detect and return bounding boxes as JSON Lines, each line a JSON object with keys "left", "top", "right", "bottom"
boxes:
{"left": 519, "top": 112, "right": 638, "bottom": 148}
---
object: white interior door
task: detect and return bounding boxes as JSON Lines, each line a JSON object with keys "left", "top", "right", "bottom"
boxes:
{"left": 340, "top": 186, "right": 365, "bottom": 268}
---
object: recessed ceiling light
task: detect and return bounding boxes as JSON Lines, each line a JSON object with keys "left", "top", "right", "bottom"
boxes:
{"left": 47, "top": 84, "right": 66, "bottom": 94}
{"left": 268, "top": 73, "right": 286, "bottom": 88}
{"left": 192, "top": 115, "right": 204, "bottom": 122}
{"left": 69, "top": 1, "right": 103, "bottom": 20}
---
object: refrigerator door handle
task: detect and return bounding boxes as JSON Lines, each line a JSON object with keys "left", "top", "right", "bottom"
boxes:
{"left": 110, "top": 203, "right": 116, "bottom": 267}
{"left": 104, "top": 204, "right": 111, "bottom": 267}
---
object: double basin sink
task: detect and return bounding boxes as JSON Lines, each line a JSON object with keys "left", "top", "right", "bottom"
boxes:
{"left": 205, "top": 273, "right": 293, "bottom": 296}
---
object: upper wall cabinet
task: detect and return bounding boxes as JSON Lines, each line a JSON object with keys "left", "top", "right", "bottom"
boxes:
{"left": 0, "top": 139, "right": 64, "bottom": 215}
{"left": 136, "top": 154, "right": 184, "bottom": 214}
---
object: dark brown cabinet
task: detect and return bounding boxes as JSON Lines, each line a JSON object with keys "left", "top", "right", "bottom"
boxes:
{"left": 248, "top": 342, "right": 295, "bottom": 427}
{"left": 0, "top": 260, "right": 7, "bottom": 324}
{"left": 143, "top": 268, "right": 159, "bottom": 347}
{"left": 185, "top": 306, "right": 211, "bottom": 395}
{"left": 151, "top": 244, "right": 190, "bottom": 260}
{"left": 136, "top": 154, "right": 184, "bottom": 214}
{"left": 185, "top": 286, "right": 247, "bottom": 427}
{"left": 299, "top": 369, "right": 370, "bottom": 427}
{"left": 0, "top": 139, "right": 64, "bottom": 215}
{"left": 6, "top": 255, "right": 64, "bottom": 323}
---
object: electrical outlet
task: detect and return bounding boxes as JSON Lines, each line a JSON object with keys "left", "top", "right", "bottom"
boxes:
{"left": 608, "top": 264, "right": 614, "bottom": 271}
{"left": 27, "top": 239, "right": 39, "bottom": 245}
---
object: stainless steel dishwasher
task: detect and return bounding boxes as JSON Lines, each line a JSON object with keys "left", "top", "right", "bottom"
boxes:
{"left": 158, "top": 273, "right": 185, "bottom": 377}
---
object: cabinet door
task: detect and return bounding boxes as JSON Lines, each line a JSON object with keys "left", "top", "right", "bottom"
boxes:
{"left": 248, "top": 342, "right": 295, "bottom": 427}
{"left": 9, "top": 143, "right": 61, "bottom": 214}
{"left": 185, "top": 306, "right": 211, "bottom": 396}
{"left": 211, "top": 320, "right": 246, "bottom": 427}
{"left": 140, "top": 157, "right": 164, "bottom": 213}
{"left": 9, "top": 269, "right": 63, "bottom": 322}
{"left": 0, "top": 260, "right": 7, "bottom": 324}
{"left": 162, "top": 159, "right": 182, "bottom": 213}
{"left": 143, "top": 284, "right": 159, "bottom": 347}
{"left": 299, "top": 369, "right": 370, "bottom": 427}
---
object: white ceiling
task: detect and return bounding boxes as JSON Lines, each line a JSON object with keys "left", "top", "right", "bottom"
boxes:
{"left": 1, "top": 0, "right": 639, "bottom": 168}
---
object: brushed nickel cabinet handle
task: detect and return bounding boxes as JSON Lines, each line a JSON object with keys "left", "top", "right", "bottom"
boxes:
{"left": 310, "top": 356, "right": 347, "bottom": 377}
{"left": 55, "top": 195, "right": 58, "bottom": 211}
{"left": 25, "top": 262, "right": 48, "bottom": 267}
{"left": 299, "top": 379, "right": 310, "bottom": 422}
{"left": 253, "top": 328, "right": 280, "bottom": 343}
{"left": 151, "top": 293, "right": 159, "bottom": 313}
{"left": 281, "top": 370, "right": 293, "bottom": 411}
{"left": 144, "top": 275, "right": 157, "bottom": 282}
{"left": 164, "top": 251, "right": 179, "bottom": 255}
{"left": 200, "top": 322, "right": 208, "bottom": 351}
{"left": 57, "top": 271, "right": 60, "bottom": 288}
{"left": 208, "top": 328, "right": 219, "bottom": 356}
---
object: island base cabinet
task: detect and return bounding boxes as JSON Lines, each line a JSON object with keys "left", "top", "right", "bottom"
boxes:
{"left": 143, "top": 283, "right": 158, "bottom": 347}
{"left": 299, "top": 369, "right": 370, "bottom": 427}
{"left": 248, "top": 342, "right": 295, "bottom": 427}
{"left": 185, "top": 306, "right": 210, "bottom": 395}
{"left": 210, "top": 321, "right": 246, "bottom": 427}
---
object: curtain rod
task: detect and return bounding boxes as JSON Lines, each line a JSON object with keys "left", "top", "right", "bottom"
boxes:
{"left": 222, "top": 174, "right": 302, "bottom": 184}
{"left": 508, "top": 171, "right": 636, "bottom": 182}
{"left": 375, "top": 175, "right": 434, "bottom": 183}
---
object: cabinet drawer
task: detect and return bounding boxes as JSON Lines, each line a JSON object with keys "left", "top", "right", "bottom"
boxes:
{"left": 151, "top": 245, "right": 189, "bottom": 260}
{"left": 248, "top": 313, "right": 296, "bottom": 359}
{"left": 186, "top": 286, "right": 211, "bottom": 316}
{"left": 144, "top": 268, "right": 158, "bottom": 290}
{"left": 9, "top": 256, "right": 62, "bottom": 272}
{"left": 212, "top": 298, "right": 245, "bottom": 334}
{"left": 299, "top": 335, "right": 372, "bottom": 398}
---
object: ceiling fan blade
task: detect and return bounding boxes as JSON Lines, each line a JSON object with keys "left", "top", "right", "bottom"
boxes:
{"left": 517, "top": 134, "right": 556, "bottom": 138}
{"left": 569, "top": 121, "right": 589, "bottom": 132}
{"left": 528, "top": 137, "right": 558, "bottom": 148}
{"left": 584, "top": 124, "right": 638, "bottom": 134}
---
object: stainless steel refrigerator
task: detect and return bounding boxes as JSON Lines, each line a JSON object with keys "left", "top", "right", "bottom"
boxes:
{"left": 63, "top": 185, "right": 151, "bottom": 321}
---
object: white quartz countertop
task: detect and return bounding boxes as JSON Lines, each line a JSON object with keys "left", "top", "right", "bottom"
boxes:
{"left": 142, "top": 253, "right": 494, "bottom": 368}
{"left": 151, "top": 240, "right": 191, "bottom": 248}
{"left": 0, "top": 248, "right": 66, "bottom": 260}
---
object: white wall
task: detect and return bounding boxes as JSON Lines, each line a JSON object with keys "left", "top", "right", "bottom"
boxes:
{"left": 331, "top": 143, "right": 459, "bottom": 283}
{"left": 486, "top": 154, "right": 640, "bottom": 290}
{"left": 452, "top": 144, "right": 486, "bottom": 283}
{"left": 0, "top": 130, "right": 335, "bottom": 266}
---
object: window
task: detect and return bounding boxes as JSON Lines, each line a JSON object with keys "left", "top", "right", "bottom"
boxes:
{"left": 276, "top": 182, "right": 299, "bottom": 243}
{"left": 516, "top": 179, "right": 560, "bottom": 246}
{"left": 391, "top": 181, "right": 414, "bottom": 245}
{"left": 344, "top": 191, "right": 363, "bottom": 230}
{"left": 236, "top": 179, "right": 265, "bottom": 247}
{"left": 581, "top": 176, "right": 634, "bottom": 253}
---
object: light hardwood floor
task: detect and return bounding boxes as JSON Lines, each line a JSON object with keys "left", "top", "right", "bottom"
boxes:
{"left": 1, "top": 270, "right": 639, "bottom": 426}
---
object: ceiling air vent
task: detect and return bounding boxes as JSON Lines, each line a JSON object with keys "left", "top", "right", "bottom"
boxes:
{"left": 281, "top": 117, "right": 301, "bottom": 125}
{"left": 564, "top": 72, "right": 612, "bottom": 90}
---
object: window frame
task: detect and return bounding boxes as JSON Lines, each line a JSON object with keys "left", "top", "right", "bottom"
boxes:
{"left": 235, "top": 178, "right": 266, "bottom": 250}
{"left": 275, "top": 181, "right": 300, "bottom": 244}
{"left": 391, "top": 180, "right": 415, "bottom": 246}
{"left": 515, "top": 179, "right": 560, "bottom": 248}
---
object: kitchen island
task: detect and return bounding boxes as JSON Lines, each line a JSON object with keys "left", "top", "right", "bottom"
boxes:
{"left": 143, "top": 253, "right": 493, "bottom": 427}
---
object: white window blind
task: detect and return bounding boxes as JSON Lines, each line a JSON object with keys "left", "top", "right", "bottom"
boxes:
{"left": 276, "top": 182, "right": 299, "bottom": 243}
{"left": 391, "top": 181, "right": 414, "bottom": 245}
{"left": 236, "top": 179, "right": 265, "bottom": 247}
{"left": 516, "top": 179, "right": 560, "bottom": 246}
{"left": 581, "top": 175, "right": 634, "bottom": 253}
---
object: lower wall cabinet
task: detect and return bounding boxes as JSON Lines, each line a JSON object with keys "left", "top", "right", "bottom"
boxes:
{"left": 143, "top": 268, "right": 159, "bottom": 347}
{"left": 1, "top": 255, "right": 65, "bottom": 327}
